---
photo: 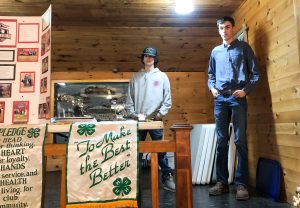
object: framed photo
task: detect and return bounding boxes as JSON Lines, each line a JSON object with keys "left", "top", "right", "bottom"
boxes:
{"left": 0, "top": 102, "right": 5, "bottom": 123}
{"left": 234, "top": 24, "right": 248, "bottom": 42}
{"left": 42, "top": 56, "right": 49, "bottom": 74}
{"left": 42, "top": 6, "right": 51, "bottom": 32}
{"left": 41, "top": 29, "right": 51, "bottom": 56}
{"left": 12, "top": 101, "right": 29, "bottom": 124}
{"left": 17, "top": 48, "right": 39, "bottom": 62}
{"left": 18, "top": 23, "right": 40, "bottom": 43}
{"left": 40, "top": 77, "right": 47, "bottom": 93}
{"left": 0, "top": 83, "right": 12, "bottom": 98}
{"left": 0, "top": 50, "right": 15, "bottom": 62}
{"left": 20, "top": 72, "right": 35, "bottom": 93}
{"left": 38, "top": 103, "right": 45, "bottom": 119}
{"left": 0, "top": 64, "right": 15, "bottom": 80}
{"left": 46, "top": 96, "right": 50, "bottom": 119}
{"left": 0, "top": 19, "right": 17, "bottom": 47}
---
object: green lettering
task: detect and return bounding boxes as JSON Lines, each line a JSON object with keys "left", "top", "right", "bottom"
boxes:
{"left": 89, "top": 168, "right": 102, "bottom": 188}
{"left": 101, "top": 143, "right": 114, "bottom": 164}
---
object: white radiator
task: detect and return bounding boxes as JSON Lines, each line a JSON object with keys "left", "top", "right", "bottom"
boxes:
{"left": 190, "top": 124, "right": 236, "bottom": 185}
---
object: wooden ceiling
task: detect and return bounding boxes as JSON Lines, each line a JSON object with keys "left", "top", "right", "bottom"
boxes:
{"left": 0, "top": 0, "right": 245, "bottom": 72}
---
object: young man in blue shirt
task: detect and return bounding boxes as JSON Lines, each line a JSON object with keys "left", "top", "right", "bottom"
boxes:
{"left": 208, "top": 16, "right": 260, "bottom": 200}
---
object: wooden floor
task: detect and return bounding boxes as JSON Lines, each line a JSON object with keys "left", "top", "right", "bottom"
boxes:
{"left": 44, "top": 170, "right": 292, "bottom": 208}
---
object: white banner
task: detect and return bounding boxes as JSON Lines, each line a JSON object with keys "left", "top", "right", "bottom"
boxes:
{"left": 66, "top": 121, "right": 138, "bottom": 208}
{"left": 0, "top": 124, "right": 46, "bottom": 208}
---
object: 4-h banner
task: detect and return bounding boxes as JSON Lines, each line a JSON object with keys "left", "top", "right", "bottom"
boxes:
{"left": 66, "top": 121, "right": 139, "bottom": 208}
{"left": 0, "top": 124, "right": 46, "bottom": 208}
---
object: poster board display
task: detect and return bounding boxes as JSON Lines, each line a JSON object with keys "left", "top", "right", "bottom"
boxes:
{"left": 0, "top": 5, "right": 51, "bottom": 124}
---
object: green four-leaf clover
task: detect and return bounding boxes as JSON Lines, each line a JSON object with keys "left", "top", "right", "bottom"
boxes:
{"left": 27, "top": 128, "right": 40, "bottom": 138}
{"left": 77, "top": 124, "right": 96, "bottom": 136}
{"left": 112, "top": 177, "right": 132, "bottom": 196}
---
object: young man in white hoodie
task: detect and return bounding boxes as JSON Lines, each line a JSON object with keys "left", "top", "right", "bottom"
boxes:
{"left": 126, "top": 46, "right": 175, "bottom": 192}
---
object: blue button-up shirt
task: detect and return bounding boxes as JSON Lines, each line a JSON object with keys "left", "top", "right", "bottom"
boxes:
{"left": 207, "top": 39, "right": 260, "bottom": 94}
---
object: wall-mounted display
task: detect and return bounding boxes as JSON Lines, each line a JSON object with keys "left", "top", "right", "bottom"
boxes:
{"left": 0, "top": 101, "right": 5, "bottom": 123}
{"left": 40, "top": 77, "right": 47, "bottom": 93}
{"left": 0, "top": 50, "right": 15, "bottom": 62}
{"left": 12, "top": 101, "right": 29, "bottom": 124}
{"left": 18, "top": 23, "right": 40, "bottom": 43}
{"left": 0, "top": 64, "right": 15, "bottom": 80}
{"left": 0, "top": 19, "right": 17, "bottom": 47}
{"left": 20, "top": 71, "right": 35, "bottom": 93}
{"left": 0, "top": 83, "right": 12, "bottom": 98}
{"left": 53, "top": 80, "right": 129, "bottom": 121}
{"left": 17, "top": 48, "right": 39, "bottom": 62}
{"left": 42, "top": 56, "right": 48, "bottom": 73}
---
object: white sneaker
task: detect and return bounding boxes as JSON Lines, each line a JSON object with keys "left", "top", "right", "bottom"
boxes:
{"left": 162, "top": 173, "right": 175, "bottom": 192}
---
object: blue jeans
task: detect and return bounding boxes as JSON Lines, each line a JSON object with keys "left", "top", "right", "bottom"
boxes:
{"left": 214, "top": 95, "right": 248, "bottom": 186}
{"left": 139, "top": 129, "right": 173, "bottom": 182}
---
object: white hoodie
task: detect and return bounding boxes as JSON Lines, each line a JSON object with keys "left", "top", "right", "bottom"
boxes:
{"left": 126, "top": 67, "right": 172, "bottom": 119}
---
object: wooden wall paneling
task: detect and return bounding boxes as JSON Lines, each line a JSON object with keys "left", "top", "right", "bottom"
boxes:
{"left": 269, "top": 72, "right": 300, "bottom": 93}
{"left": 51, "top": 71, "right": 132, "bottom": 80}
{"left": 248, "top": 123, "right": 300, "bottom": 135}
{"left": 50, "top": 26, "right": 218, "bottom": 72}
{"left": 235, "top": 0, "right": 292, "bottom": 32}
{"left": 248, "top": 143, "right": 300, "bottom": 159}
{"left": 268, "top": 61, "right": 299, "bottom": 84}
{"left": 248, "top": 110, "right": 300, "bottom": 124}
{"left": 51, "top": 61, "right": 211, "bottom": 72}
{"left": 272, "top": 97, "right": 300, "bottom": 113}
{"left": 52, "top": 26, "right": 219, "bottom": 37}
{"left": 270, "top": 85, "right": 300, "bottom": 103}
{"left": 248, "top": 0, "right": 294, "bottom": 31}
{"left": 234, "top": 0, "right": 300, "bottom": 204}
{"left": 263, "top": 25, "right": 296, "bottom": 56}
{"left": 252, "top": 19, "right": 296, "bottom": 58}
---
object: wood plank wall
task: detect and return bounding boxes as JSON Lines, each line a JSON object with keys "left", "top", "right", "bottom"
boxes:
{"left": 51, "top": 71, "right": 208, "bottom": 141}
{"left": 233, "top": 0, "right": 300, "bottom": 203}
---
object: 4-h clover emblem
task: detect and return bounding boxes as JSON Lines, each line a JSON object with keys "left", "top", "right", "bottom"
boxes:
{"left": 27, "top": 128, "right": 40, "bottom": 138}
{"left": 77, "top": 124, "right": 96, "bottom": 136}
{"left": 112, "top": 177, "right": 132, "bottom": 196}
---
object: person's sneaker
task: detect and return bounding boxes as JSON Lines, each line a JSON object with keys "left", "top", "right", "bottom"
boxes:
{"left": 162, "top": 173, "right": 175, "bottom": 192}
{"left": 209, "top": 182, "right": 229, "bottom": 196}
{"left": 236, "top": 185, "right": 249, "bottom": 200}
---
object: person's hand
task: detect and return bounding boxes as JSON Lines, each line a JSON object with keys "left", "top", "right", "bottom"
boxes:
{"left": 153, "top": 113, "right": 163, "bottom": 121}
{"left": 130, "top": 113, "right": 139, "bottom": 120}
{"left": 232, "top": 89, "right": 246, "bottom": 98}
{"left": 211, "top": 88, "right": 219, "bottom": 97}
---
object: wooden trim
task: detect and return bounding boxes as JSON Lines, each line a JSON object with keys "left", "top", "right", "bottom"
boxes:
{"left": 44, "top": 122, "right": 192, "bottom": 208}
{"left": 52, "top": 79, "right": 130, "bottom": 84}
{"left": 60, "top": 158, "right": 66, "bottom": 208}
{"left": 171, "top": 124, "right": 193, "bottom": 208}
{"left": 151, "top": 153, "right": 159, "bottom": 208}
{"left": 47, "top": 121, "right": 163, "bottom": 133}
{"left": 45, "top": 140, "right": 175, "bottom": 156}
